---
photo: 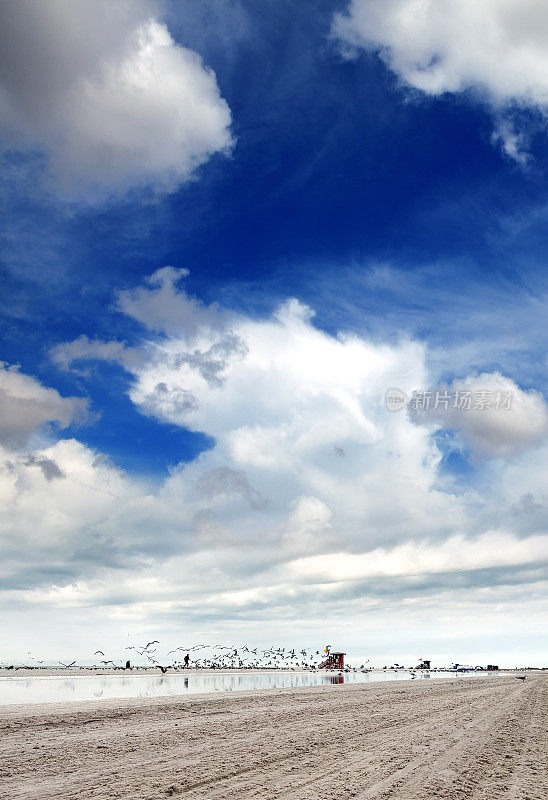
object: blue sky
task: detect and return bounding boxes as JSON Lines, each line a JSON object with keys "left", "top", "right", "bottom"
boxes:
{"left": 0, "top": 0, "right": 547, "bottom": 666}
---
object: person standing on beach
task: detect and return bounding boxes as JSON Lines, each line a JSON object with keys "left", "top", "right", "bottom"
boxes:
{"left": 184, "top": 653, "right": 190, "bottom": 668}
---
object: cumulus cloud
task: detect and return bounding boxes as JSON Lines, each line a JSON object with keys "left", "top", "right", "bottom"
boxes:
{"left": 332, "top": 0, "right": 548, "bottom": 162}
{"left": 0, "top": 0, "right": 233, "bottom": 197}
{"left": 2, "top": 272, "right": 547, "bottom": 661}
{"left": 50, "top": 336, "right": 143, "bottom": 374}
{"left": 409, "top": 372, "right": 548, "bottom": 459}
{"left": 0, "top": 363, "right": 88, "bottom": 449}
{"left": 0, "top": 438, "right": 148, "bottom": 589}
{"left": 116, "top": 266, "right": 231, "bottom": 336}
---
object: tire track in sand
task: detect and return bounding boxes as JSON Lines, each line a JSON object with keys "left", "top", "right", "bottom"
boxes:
{"left": 170, "top": 680, "right": 527, "bottom": 800}
{"left": 354, "top": 683, "right": 526, "bottom": 800}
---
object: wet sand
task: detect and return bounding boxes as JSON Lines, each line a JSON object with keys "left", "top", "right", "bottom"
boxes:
{"left": 2, "top": 673, "right": 546, "bottom": 800}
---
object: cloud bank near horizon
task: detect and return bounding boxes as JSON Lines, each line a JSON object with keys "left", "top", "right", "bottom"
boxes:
{"left": 1, "top": 269, "right": 546, "bottom": 662}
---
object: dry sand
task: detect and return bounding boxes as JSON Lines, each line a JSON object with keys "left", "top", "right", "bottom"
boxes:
{"left": 1, "top": 673, "right": 546, "bottom": 800}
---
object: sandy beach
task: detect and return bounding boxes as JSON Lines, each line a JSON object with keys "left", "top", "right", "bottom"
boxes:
{"left": 2, "top": 673, "right": 546, "bottom": 800}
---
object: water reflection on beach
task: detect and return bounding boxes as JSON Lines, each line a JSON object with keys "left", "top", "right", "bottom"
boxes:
{"left": 0, "top": 669, "right": 500, "bottom": 706}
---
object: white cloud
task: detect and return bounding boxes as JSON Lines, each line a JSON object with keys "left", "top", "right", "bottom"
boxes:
{"left": 0, "top": 0, "right": 233, "bottom": 197}
{"left": 492, "top": 118, "right": 531, "bottom": 166}
{"left": 409, "top": 372, "right": 548, "bottom": 460}
{"left": 332, "top": 0, "right": 548, "bottom": 161}
{"left": 290, "top": 531, "right": 548, "bottom": 582}
{"left": 280, "top": 495, "right": 338, "bottom": 556}
{"left": 116, "top": 266, "right": 230, "bottom": 337}
{"left": 50, "top": 336, "right": 143, "bottom": 374}
{"left": 2, "top": 272, "right": 547, "bottom": 662}
{"left": 0, "top": 363, "right": 88, "bottom": 449}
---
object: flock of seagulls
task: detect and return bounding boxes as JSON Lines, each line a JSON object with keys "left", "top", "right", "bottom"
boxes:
{"left": 77, "top": 642, "right": 345, "bottom": 673}
{"left": 2, "top": 642, "right": 369, "bottom": 673}
{"left": 4, "top": 645, "right": 518, "bottom": 676}
{"left": 2, "top": 645, "right": 450, "bottom": 674}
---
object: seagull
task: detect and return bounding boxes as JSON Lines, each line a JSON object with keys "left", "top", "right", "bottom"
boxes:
{"left": 94, "top": 651, "right": 105, "bottom": 656}
{"left": 59, "top": 661, "right": 76, "bottom": 668}
{"left": 127, "top": 644, "right": 157, "bottom": 656}
{"left": 516, "top": 676, "right": 526, "bottom": 681}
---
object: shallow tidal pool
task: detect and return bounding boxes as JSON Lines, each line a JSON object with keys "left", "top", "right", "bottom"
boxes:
{"left": 0, "top": 668, "right": 505, "bottom": 706}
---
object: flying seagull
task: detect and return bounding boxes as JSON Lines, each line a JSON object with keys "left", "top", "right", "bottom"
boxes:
{"left": 59, "top": 661, "right": 76, "bottom": 668}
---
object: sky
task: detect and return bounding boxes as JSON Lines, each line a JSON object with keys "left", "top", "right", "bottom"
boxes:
{"left": 0, "top": 0, "right": 547, "bottom": 668}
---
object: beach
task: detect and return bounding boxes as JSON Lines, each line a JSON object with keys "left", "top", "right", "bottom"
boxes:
{"left": 2, "top": 672, "right": 546, "bottom": 800}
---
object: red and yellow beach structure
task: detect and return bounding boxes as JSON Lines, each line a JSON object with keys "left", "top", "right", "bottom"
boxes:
{"left": 319, "top": 651, "right": 345, "bottom": 669}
